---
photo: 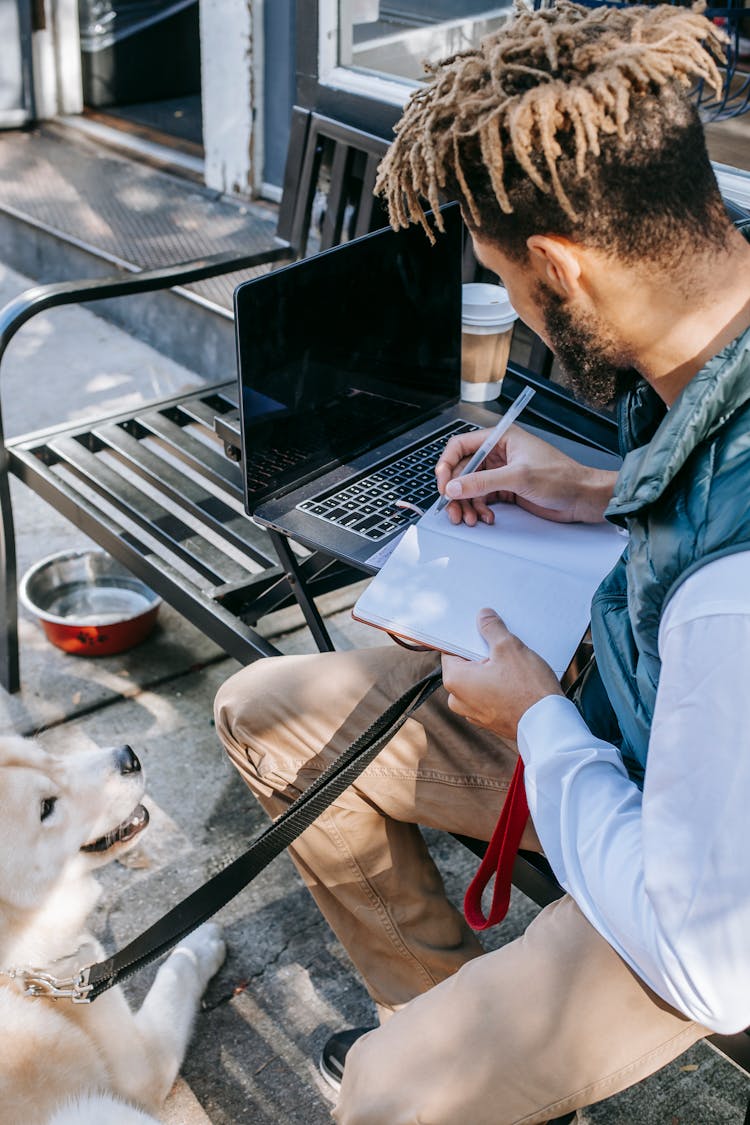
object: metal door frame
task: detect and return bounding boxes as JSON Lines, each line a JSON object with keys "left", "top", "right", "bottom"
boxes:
{"left": 0, "top": 0, "right": 35, "bottom": 126}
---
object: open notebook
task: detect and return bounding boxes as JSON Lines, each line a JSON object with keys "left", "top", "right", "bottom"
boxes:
{"left": 352, "top": 501, "right": 626, "bottom": 678}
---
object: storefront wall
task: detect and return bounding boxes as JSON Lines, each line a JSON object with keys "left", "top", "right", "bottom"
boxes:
{"left": 201, "top": 0, "right": 295, "bottom": 198}
{"left": 1, "top": 1, "right": 519, "bottom": 198}
{"left": 262, "top": 0, "right": 295, "bottom": 197}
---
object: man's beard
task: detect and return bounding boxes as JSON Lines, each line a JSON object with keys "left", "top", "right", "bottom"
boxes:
{"left": 539, "top": 286, "right": 636, "bottom": 410}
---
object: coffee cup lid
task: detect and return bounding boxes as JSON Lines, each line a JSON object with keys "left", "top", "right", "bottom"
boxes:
{"left": 462, "top": 283, "right": 518, "bottom": 330}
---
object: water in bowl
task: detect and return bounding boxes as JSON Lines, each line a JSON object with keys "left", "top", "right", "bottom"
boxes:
{"left": 47, "top": 583, "right": 152, "bottom": 625}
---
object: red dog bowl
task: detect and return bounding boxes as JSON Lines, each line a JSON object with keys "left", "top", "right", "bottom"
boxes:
{"left": 20, "top": 549, "right": 161, "bottom": 656}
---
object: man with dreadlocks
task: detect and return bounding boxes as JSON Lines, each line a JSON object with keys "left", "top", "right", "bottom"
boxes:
{"left": 215, "top": 2, "right": 750, "bottom": 1121}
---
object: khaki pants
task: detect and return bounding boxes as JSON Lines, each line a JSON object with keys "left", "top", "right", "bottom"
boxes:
{"left": 214, "top": 646, "right": 706, "bottom": 1125}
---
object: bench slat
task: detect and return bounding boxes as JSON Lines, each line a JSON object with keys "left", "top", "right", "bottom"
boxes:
{"left": 174, "top": 392, "right": 239, "bottom": 435}
{"left": 47, "top": 436, "right": 253, "bottom": 587}
{"left": 93, "top": 423, "right": 273, "bottom": 569}
{"left": 136, "top": 409, "right": 244, "bottom": 499}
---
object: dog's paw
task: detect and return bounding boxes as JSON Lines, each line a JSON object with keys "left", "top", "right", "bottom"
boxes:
{"left": 172, "top": 922, "right": 226, "bottom": 984}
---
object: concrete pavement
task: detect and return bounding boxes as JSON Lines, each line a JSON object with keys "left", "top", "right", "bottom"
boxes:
{"left": 0, "top": 258, "right": 748, "bottom": 1124}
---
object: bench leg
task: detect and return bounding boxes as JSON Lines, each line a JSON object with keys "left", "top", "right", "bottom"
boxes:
{"left": 0, "top": 459, "right": 20, "bottom": 694}
{"left": 266, "top": 529, "right": 337, "bottom": 653}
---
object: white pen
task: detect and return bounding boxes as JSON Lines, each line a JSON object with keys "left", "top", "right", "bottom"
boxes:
{"left": 436, "top": 384, "right": 536, "bottom": 512}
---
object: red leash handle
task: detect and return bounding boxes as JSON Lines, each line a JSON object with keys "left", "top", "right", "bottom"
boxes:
{"left": 463, "top": 756, "right": 530, "bottom": 930}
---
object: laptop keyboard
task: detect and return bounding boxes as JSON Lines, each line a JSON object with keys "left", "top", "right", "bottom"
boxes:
{"left": 296, "top": 420, "right": 478, "bottom": 542}
{"left": 245, "top": 442, "right": 312, "bottom": 496}
{"left": 243, "top": 391, "right": 424, "bottom": 500}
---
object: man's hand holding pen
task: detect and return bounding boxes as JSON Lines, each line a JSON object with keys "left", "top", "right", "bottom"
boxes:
{"left": 435, "top": 419, "right": 616, "bottom": 738}
{"left": 435, "top": 424, "right": 618, "bottom": 528}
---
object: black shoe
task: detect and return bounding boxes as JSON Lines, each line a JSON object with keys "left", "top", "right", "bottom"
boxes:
{"left": 319, "top": 1026, "right": 375, "bottom": 1092}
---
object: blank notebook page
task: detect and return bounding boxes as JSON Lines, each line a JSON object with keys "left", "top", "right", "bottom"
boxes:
{"left": 353, "top": 502, "right": 625, "bottom": 677}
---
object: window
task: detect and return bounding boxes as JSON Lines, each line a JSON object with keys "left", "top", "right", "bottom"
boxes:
{"left": 323, "top": 1, "right": 512, "bottom": 103}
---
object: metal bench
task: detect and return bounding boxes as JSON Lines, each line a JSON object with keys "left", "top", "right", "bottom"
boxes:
{"left": 0, "top": 108, "right": 391, "bottom": 694}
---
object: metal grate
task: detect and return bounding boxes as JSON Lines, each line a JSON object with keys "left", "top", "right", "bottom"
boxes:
{"left": 0, "top": 125, "right": 282, "bottom": 309}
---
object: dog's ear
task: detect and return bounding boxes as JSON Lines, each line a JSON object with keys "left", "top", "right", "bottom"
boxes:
{"left": 0, "top": 735, "right": 50, "bottom": 770}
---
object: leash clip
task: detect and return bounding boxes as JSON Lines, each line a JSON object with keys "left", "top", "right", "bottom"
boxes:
{"left": 14, "top": 965, "right": 93, "bottom": 1003}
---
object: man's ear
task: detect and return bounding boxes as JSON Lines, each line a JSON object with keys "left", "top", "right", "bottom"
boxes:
{"left": 526, "top": 235, "right": 583, "bottom": 298}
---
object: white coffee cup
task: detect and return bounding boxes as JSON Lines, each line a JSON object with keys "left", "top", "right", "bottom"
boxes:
{"left": 461, "top": 283, "right": 519, "bottom": 402}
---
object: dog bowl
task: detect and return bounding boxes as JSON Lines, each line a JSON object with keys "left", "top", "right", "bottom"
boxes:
{"left": 20, "top": 550, "right": 161, "bottom": 656}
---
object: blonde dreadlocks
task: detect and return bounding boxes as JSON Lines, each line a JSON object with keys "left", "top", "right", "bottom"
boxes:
{"left": 376, "top": 2, "right": 730, "bottom": 259}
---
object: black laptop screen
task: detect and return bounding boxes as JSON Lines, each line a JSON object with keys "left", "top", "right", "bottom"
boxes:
{"left": 234, "top": 204, "right": 462, "bottom": 511}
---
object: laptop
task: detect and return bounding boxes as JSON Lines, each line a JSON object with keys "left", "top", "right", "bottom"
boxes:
{"left": 235, "top": 204, "right": 509, "bottom": 571}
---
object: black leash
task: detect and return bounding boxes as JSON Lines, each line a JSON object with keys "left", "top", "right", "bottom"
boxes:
{"left": 37, "top": 667, "right": 442, "bottom": 1003}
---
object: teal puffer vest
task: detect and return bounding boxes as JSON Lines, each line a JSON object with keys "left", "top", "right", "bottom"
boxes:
{"left": 578, "top": 316, "right": 750, "bottom": 785}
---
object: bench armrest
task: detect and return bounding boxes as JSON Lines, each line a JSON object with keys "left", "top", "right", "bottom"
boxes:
{"left": 0, "top": 241, "right": 292, "bottom": 368}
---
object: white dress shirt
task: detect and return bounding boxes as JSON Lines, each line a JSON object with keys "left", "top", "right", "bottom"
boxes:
{"left": 517, "top": 550, "right": 750, "bottom": 1034}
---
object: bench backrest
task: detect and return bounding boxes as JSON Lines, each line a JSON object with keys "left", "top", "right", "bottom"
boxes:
{"left": 277, "top": 108, "right": 391, "bottom": 261}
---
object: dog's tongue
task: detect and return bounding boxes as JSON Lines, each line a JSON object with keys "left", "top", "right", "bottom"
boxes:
{"left": 80, "top": 803, "right": 149, "bottom": 853}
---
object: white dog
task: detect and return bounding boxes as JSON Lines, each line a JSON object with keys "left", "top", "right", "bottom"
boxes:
{"left": 0, "top": 735, "right": 225, "bottom": 1125}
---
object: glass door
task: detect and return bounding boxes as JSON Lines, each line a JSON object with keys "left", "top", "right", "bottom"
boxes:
{"left": 77, "top": 0, "right": 203, "bottom": 155}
